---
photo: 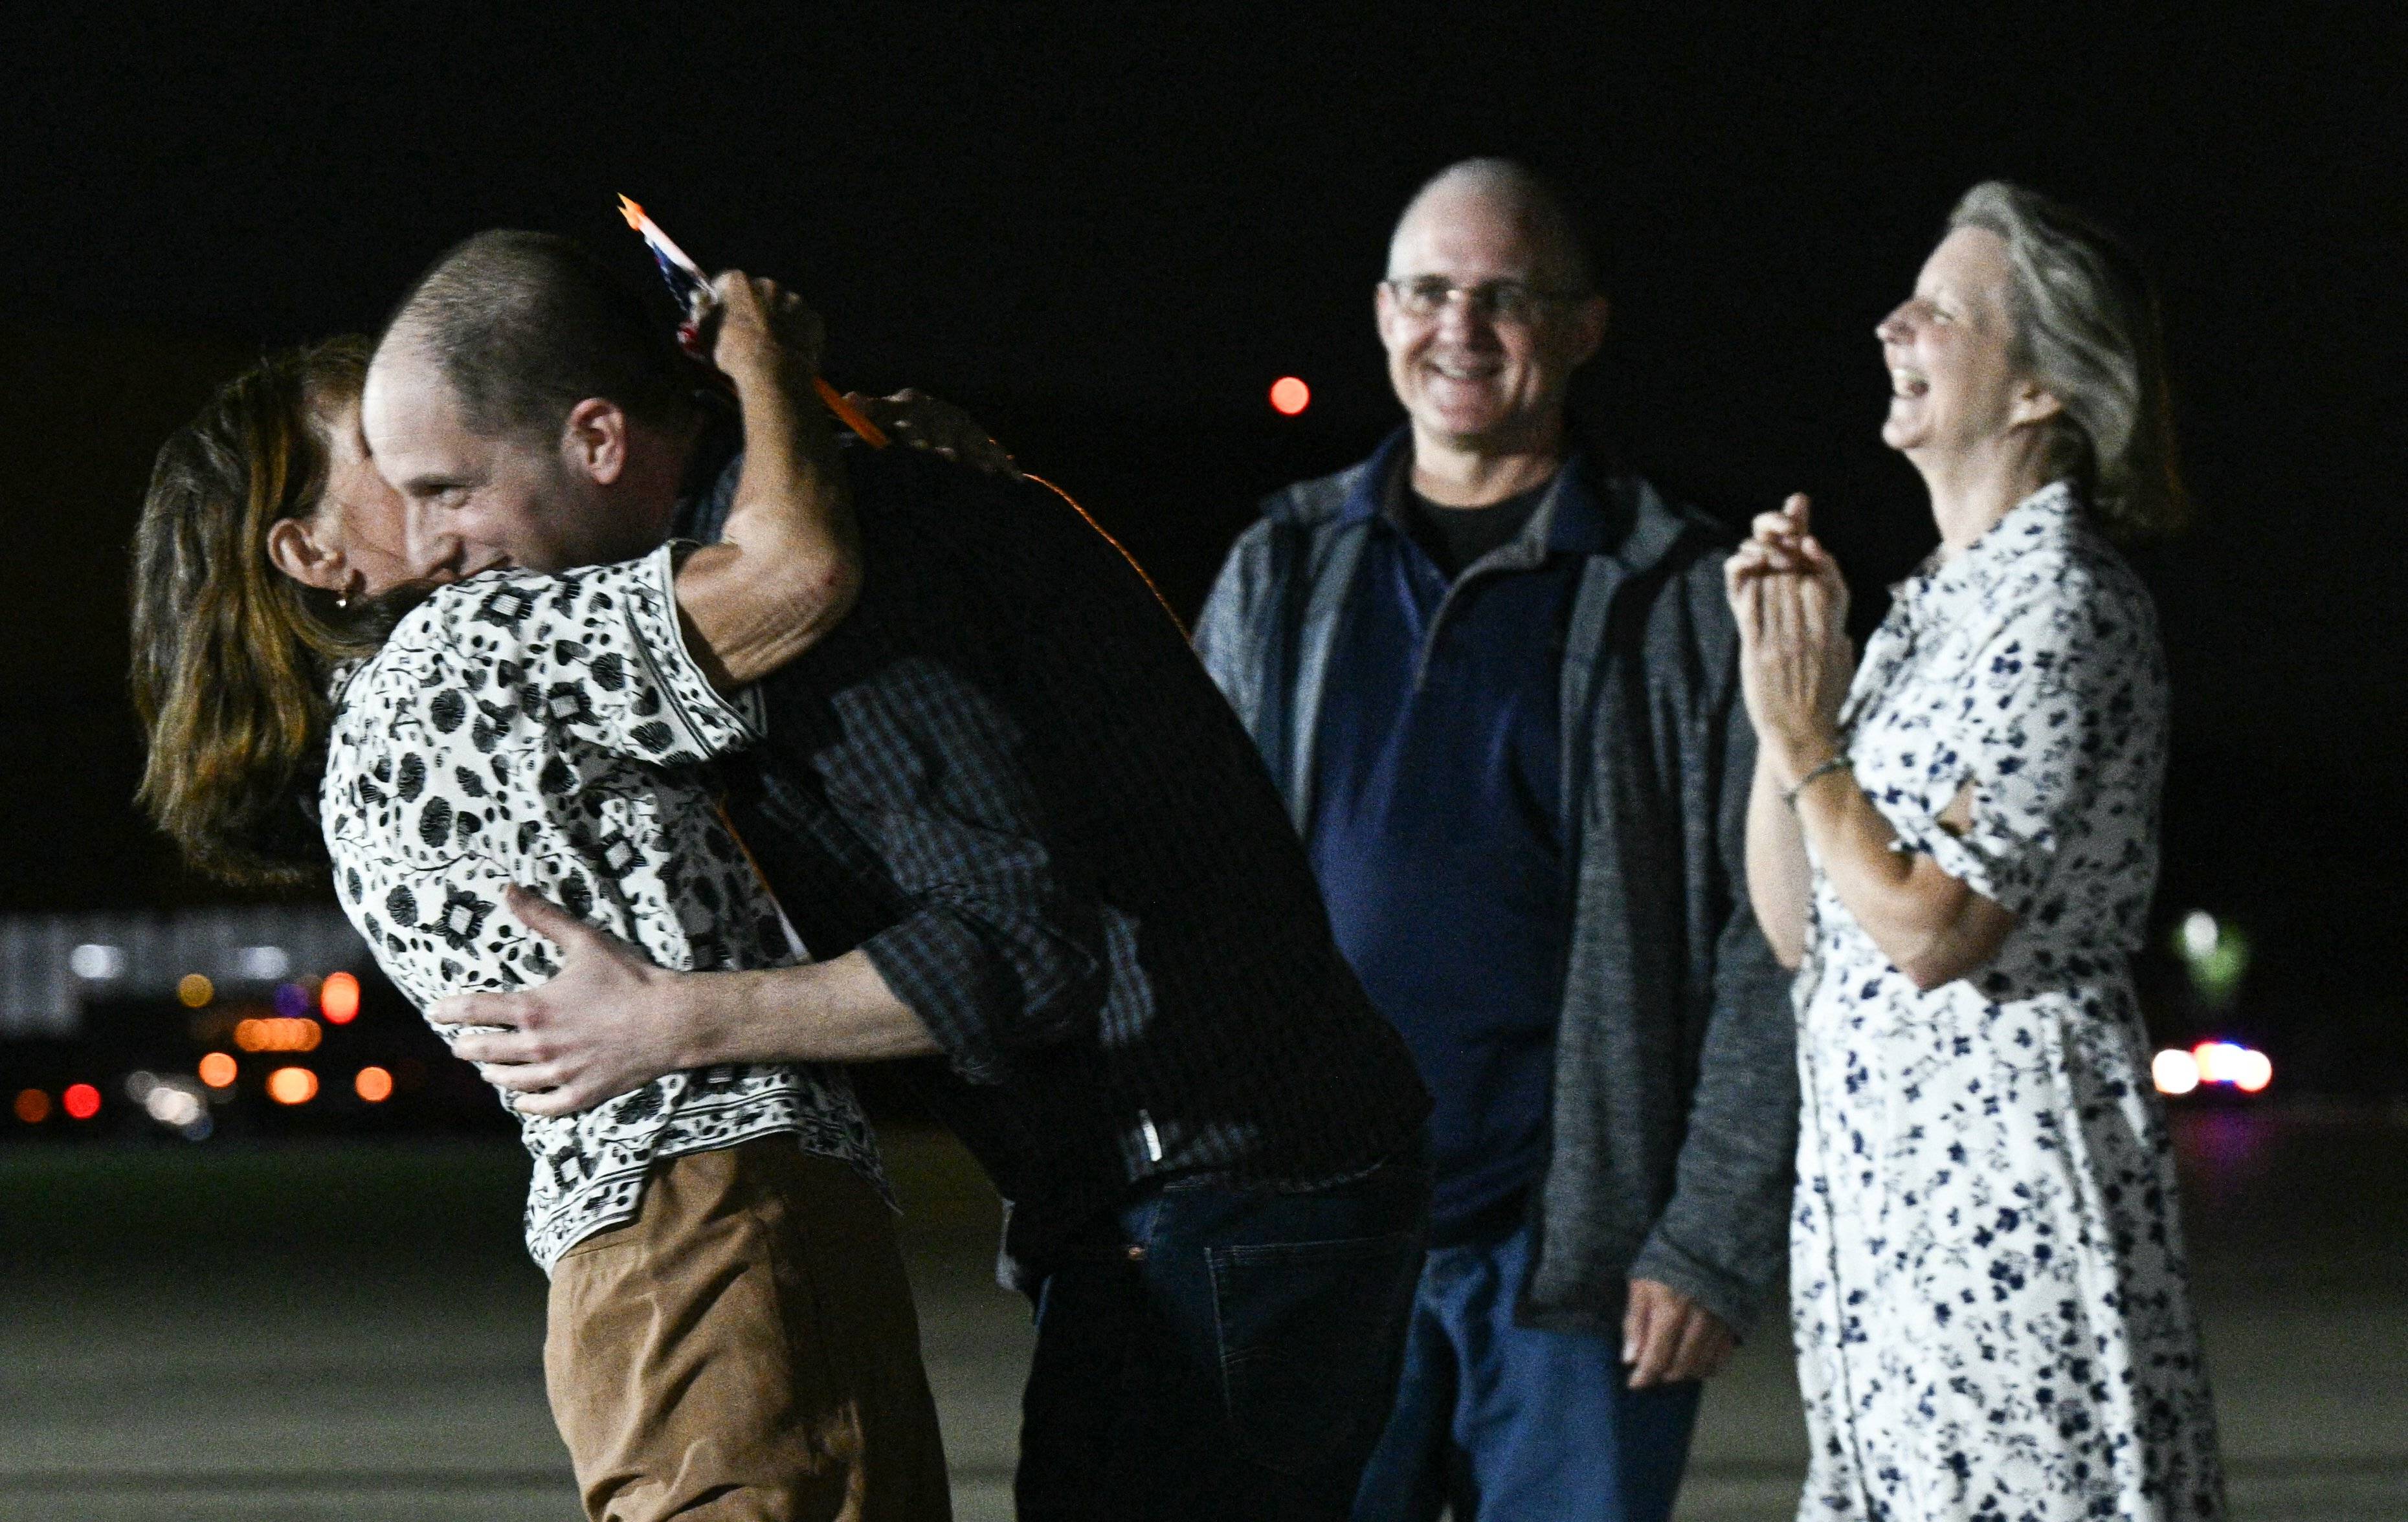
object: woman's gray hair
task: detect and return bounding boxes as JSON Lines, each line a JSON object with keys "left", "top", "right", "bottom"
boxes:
{"left": 1949, "top": 181, "right": 2189, "bottom": 538}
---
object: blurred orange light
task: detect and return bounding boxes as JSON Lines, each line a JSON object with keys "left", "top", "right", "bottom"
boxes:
{"left": 177, "top": 973, "right": 215, "bottom": 1008}
{"left": 320, "top": 971, "right": 361, "bottom": 1024}
{"left": 62, "top": 1083, "right": 102, "bottom": 1120}
{"left": 266, "top": 1067, "right": 318, "bottom": 1106}
{"left": 1269, "top": 376, "right": 1311, "bottom": 415}
{"left": 354, "top": 1066, "right": 394, "bottom": 1103}
{"left": 13, "top": 1088, "right": 49, "bottom": 1124}
{"left": 197, "top": 1052, "right": 238, "bottom": 1089}
{"left": 235, "top": 1017, "right": 322, "bottom": 1053}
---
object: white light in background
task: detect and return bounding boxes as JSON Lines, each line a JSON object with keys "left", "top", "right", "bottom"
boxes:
{"left": 2233, "top": 1050, "right": 2273, "bottom": 1093}
{"left": 144, "top": 1084, "right": 205, "bottom": 1129}
{"left": 69, "top": 943, "right": 127, "bottom": 980}
{"left": 126, "top": 1071, "right": 213, "bottom": 1140}
{"left": 2152, "top": 1049, "right": 2201, "bottom": 1096}
{"left": 232, "top": 945, "right": 292, "bottom": 980}
{"left": 2194, "top": 1041, "right": 2246, "bottom": 1085}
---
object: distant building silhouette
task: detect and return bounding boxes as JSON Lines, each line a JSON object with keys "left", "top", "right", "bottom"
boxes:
{"left": 0, "top": 909, "right": 366, "bottom": 1037}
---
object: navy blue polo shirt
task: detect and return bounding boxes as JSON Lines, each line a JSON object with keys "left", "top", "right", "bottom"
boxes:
{"left": 1306, "top": 442, "right": 1605, "bottom": 1241}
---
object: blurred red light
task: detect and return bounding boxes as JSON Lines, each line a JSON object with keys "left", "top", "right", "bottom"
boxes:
{"left": 12, "top": 1088, "right": 49, "bottom": 1124}
{"left": 355, "top": 1066, "right": 394, "bottom": 1103}
{"left": 1269, "top": 376, "right": 1311, "bottom": 416}
{"left": 320, "top": 971, "right": 361, "bottom": 1024}
{"left": 61, "top": 1083, "right": 102, "bottom": 1121}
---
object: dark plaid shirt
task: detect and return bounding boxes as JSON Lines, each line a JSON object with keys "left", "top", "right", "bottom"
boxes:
{"left": 680, "top": 442, "right": 1430, "bottom": 1274}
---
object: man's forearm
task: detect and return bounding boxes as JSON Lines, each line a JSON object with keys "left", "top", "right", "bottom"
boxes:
{"left": 680, "top": 949, "right": 944, "bottom": 1066}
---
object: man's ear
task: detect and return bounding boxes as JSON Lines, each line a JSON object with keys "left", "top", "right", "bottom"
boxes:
{"left": 265, "top": 516, "right": 351, "bottom": 594}
{"left": 561, "top": 398, "right": 631, "bottom": 486}
{"left": 1374, "top": 280, "right": 1406, "bottom": 351}
{"left": 2009, "top": 380, "right": 2065, "bottom": 429}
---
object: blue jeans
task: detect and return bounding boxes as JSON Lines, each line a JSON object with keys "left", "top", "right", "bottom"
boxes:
{"left": 1354, "top": 1224, "right": 1703, "bottom": 1522}
{"left": 1014, "top": 1156, "right": 1431, "bottom": 1521}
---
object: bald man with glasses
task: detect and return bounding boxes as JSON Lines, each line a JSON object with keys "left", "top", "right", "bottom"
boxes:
{"left": 1196, "top": 158, "right": 1798, "bottom": 1522}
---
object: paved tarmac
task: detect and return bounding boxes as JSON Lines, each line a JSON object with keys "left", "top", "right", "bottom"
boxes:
{"left": 1, "top": 1107, "right": 2401, "bottom": 1521}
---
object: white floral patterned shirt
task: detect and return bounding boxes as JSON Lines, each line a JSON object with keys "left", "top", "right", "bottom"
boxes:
{"left": 322, "top": 543, "right": 884, "bottom": 1272}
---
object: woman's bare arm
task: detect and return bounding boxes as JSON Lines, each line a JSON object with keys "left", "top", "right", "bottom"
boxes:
{"left": 1731, "top": 496, "right": 2014, "bottom": 987}
{"left": 674, "top": 273, "right": 862, "bottom": 692}
{"left": 1728, "top": 529, "right": 1818, "bottom": 967}
{"left": 1745, "top": 743, "right": 1814, "bottom": 968}
{"left": 1786, "top": 769, "right": 2015, "bottom": 990}
{"left": 1737, "top": 553, "right": 2014, "bottom": 989}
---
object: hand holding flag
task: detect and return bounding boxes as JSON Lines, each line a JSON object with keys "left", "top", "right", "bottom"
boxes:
{"left": 618, "top": 195, "right": 888, "bottom": 448}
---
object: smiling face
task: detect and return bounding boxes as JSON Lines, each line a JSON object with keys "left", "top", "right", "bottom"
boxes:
{"left": 1376, "top": 179, "right": 1607, "bottom": 459}
{"left": 360, "top": 344, "right": 652, "bottom": 580}
{"left": 1877, "top": 226, "right": 2047, "bottom": 461}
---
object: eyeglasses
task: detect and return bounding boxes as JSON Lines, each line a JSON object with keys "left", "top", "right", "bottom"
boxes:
{"left": 1381, "top": 276, "right": 1587, "bottom": 324}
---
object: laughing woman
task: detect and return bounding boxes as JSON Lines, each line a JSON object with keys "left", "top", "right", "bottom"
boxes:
{"left": 1727, "top": 182, "right": 2225, "bottom": 1521}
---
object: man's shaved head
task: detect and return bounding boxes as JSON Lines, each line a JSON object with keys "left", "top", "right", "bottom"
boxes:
{"left": 362, "top": 230, "right": 701, "bottom": 582}
{"left": 379, "top": 229, "right": 696, "bottom": 443}
{"left": 1388, "top": 158, "right": 1595, "bottom": 294}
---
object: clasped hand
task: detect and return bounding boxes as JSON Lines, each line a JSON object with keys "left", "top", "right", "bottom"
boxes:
{"left": 429, "top": 887, "right": 692, "bottom": 1118}
{"left": 1724, "top": 494, "right": 1855, "bottom": 784}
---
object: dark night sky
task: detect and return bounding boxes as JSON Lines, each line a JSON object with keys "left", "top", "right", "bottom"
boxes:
{"left": 1, "top": 6, "right": 2400, "bottom": 1071}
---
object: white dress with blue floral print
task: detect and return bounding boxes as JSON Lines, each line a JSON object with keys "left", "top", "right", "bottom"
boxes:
{"left": 1790, "top": 483, "right": 2225, "bottom": 1521}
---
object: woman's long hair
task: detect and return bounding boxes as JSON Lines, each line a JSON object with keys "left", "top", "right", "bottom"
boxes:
{"left": 129, "top": 336, "right": 392, "bottom": 885}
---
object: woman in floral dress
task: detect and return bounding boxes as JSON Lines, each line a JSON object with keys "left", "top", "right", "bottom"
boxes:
{"left": 1726, "top": 182, "right": 2226, "bottom": 1520}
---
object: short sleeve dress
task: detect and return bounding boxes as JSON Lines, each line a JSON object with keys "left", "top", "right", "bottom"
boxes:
{"left": 1789, "top": 483, "right": 2226, "bottom": 1520}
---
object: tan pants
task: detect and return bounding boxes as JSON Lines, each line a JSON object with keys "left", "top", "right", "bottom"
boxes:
{"left": 544, "top": 1140, "right": 953, "bottom": 1522}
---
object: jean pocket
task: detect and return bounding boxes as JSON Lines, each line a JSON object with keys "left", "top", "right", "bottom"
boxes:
{"left": 1206, "top": 1230, "right": 1422, "bottom": 1481}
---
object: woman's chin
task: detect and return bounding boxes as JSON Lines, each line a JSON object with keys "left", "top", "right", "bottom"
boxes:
{"left": 1879, "top": 414, "right": 1926, "bottom": 454}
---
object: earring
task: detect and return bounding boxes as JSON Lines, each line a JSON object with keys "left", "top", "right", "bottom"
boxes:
{"left": 335, "top": 590, "right": 351, "bottom": 610}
